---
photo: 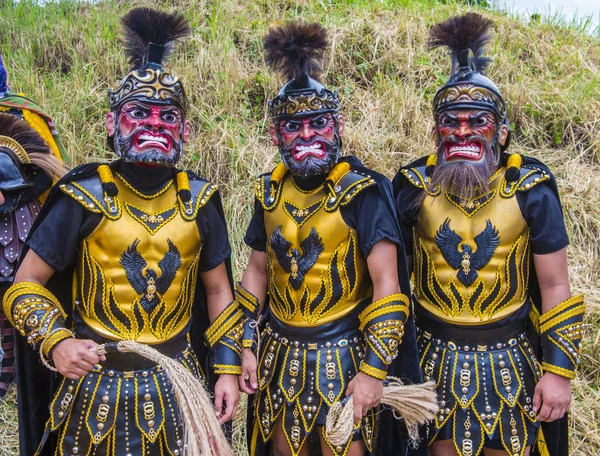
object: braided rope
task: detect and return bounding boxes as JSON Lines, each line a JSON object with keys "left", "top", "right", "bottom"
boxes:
{"left": 325, "top": 378, "right": 438, "bottom": 448}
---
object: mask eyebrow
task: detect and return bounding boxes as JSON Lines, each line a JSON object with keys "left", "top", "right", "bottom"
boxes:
{"left": 469, "top": 111, "right": 493, "bottom": 120}
{"left": 124, "top": 102, "right": 150, "bottom": 113}
{"left": 441, "top": 113, "right": 458, "bottom": 121}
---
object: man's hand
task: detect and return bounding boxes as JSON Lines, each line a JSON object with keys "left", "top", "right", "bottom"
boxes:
{"left": 239, "top": 348, "right": 258, "bottom": 394}
{"left": 533, "top": 372, "right": 572, "bottom": 422}
{"left": 346, "top": 372, "right": 384, "bottom": 424}
{"left": 51, "top": 338, "right": 106, "bottom": 380}
{"left": 214, "top": 374, "right": 240, "bottom": 424}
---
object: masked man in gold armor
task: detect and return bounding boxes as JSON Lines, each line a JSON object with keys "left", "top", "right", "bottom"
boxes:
{"left": 229, "top": 22, "right": 424, "bottom": 456}
{"left": 3, "top": 8, "right": 239, "bottom": 456}
{"left": 393, "top": 14, "right": 584, "bottom": 456}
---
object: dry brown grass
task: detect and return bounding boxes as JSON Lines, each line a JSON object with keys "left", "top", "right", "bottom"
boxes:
{"left": 1, "top": 0, "right": 599, "bottom": 454}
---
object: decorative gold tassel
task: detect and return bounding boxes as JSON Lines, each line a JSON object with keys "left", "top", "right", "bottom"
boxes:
{"left": 270, "top": 162, "right": 288, "bottom": 184}
{"left": 505, "top": 153, "right": 522, "bottom": 182}
{"left": 325, "top": 378, "right": 439, "bottom": 448}
{"left": 95, "top": 341, "right": 234, "bottom": 456}
{"left": 425, "top": 154, "right": 437, "bottom": 176}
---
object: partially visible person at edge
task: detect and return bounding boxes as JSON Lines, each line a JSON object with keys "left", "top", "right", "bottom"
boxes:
{"left": 2, "top": 8, "right": 240, "bottom": 456}
{"left": 0, "top": 53, "right": 66, "bottom": 399}
{"left": 219, "top": 22, "right": 425, "bottom": 456}
{"left": 393, "top": 13, "right": 584, "bottom": 456}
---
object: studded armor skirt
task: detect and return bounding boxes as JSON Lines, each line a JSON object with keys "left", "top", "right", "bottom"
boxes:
{"left": 416, "top": 315, "right": 542, "bottom": 456}
{"left": 40, "top": 340, "right": 201, "bottom": 456}
{"left": 252, "top": 312, "right": 375, "bottom": 456}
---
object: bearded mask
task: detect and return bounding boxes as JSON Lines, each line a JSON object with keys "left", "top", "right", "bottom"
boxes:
{"left": 425, "top": 13, "right": 511, "bottom": 200}
{"left": 263, "top": 22, "right": 343, "bottom": 177}
{"left": 273, "top": 113, "right": 342, "bottom": 178}
{"left": 107, "top": 8, "right": 190, "bottom": 166}
{"left": 111, "top": 101, "right": 186, "bottom": 166}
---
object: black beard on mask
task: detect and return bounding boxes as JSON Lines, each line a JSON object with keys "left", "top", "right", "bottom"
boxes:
{"left": 114, "top": 127, "right": 183, "bottom": 167}
{"left": 278, "top": 133, "right": 340, "bottom": 178}
{"left": 429, "top": 134, "right": 497, "bottom": 201}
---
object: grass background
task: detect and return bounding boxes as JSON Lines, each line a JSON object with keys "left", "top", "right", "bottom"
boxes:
{"left": 1, "top": 0, "right": 599, "bottom": 454}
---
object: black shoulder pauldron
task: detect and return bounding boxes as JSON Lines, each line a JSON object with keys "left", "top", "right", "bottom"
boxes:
{"left": 399, "top": 164, "right": 430, "bottom": 190}
{"left": 323, "top": 168, "right": 376, "bottom": 211}
{"left": 255, "top": 163, "right": 287, "bottom": 212}
{"left": 499, "top": 163, "right": 551, "bottom": 198}
{"left": 178, "top": 175, "right": 218, "bottom": 221}
{"left": 59, "top": 173, "right": 122, "bottom": 219}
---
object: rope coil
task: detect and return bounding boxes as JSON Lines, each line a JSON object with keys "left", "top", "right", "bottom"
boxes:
{"left": 325, "top": 378, "right": 439, "bottom": 448}
{"left": 95, "top": 340, "right": 233, "bottom": 456}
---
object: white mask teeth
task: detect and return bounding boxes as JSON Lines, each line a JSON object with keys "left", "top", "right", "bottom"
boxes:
{"left": 294, "top": 142, "right": 325, "bottom": 159}
{"left": 447, "top": 144, "right": 482, "bottom": 158}
{"left": 139, "top": 133, "right": 168, "bottom": 145}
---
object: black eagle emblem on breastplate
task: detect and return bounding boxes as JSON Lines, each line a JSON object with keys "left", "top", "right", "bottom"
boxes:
{"left": 119, "top": 239, "right": 182, "bottom": 313}
{"left": 269, "top": 226, "right": 324, "bottom": 290}
{"left": 434, "top": 218, "right": 500, "bottom": 287}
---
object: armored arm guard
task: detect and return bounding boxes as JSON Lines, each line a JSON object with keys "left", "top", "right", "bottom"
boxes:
{"left": 235, "top": 282, "right": 260, "bottom": 351}
{"left": 2, "top": 281, "right": 73, "bottom": 361}
{"left": 205, "top": 300, "right": 244, "bottom": 375}
{"left": 358, "top": 293, "right": 410, "bottom": 380}
{"left": 539, "top": 294, "right": 585, "bottom": 379}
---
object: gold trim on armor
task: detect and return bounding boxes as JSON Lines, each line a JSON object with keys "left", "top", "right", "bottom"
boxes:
{"left": 115, "top": 172, "right": 173, "bottom": 199}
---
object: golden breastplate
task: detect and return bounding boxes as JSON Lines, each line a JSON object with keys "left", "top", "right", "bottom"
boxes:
{"left": 70, "top": 175, "right": 202, "bottom": 344}
{"left": 413, "top": 169, "right": 530, "bottom": 325}
{"left": 264, "top": 176, "right": 372, "bottom": 327}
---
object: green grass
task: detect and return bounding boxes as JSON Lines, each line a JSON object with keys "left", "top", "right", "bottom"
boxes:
{"left": 1, "top": 0, "right": 599, "bottom": 454}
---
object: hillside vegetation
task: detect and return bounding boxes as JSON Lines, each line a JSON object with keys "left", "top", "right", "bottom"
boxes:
{"left": 1, "top": 0, "right": 599, "bottom": 454}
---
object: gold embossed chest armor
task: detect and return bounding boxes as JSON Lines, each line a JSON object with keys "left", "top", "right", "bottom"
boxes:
{"left": 259, "top": 164, "right": 376, "bottom": 327}
{"left": 60, "top": 171, "right": 217, "bottom": 344}
{"left": 411, "top": 168, "right": 542, "bottom": 325}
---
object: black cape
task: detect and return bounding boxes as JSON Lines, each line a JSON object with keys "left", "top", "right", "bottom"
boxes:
{"left": 391, "top": 153, "right": 569, "bottom": 456}
{"left": 14, "top": 162, "right": 233, "bottom": 456}
{"left": 247, "top": 156, "right": 426, "bottom": 456}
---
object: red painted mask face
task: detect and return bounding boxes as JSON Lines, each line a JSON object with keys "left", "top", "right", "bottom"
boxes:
{"left": 275, "top": 113, "right": 340, "bottom": 177}
{"left": 114, "top": 101, "right": 185, "bottom": 166}
{"left": 437, "top": 109, "right": 497, "bottom": 163}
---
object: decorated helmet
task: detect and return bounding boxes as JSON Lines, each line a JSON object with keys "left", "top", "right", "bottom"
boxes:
{"left": 429, "top": 13, "right": 506, "bottom": 123}
{"left": 264, "top": 22, "right": 339, "bottom": 121}
{"left": 0, "top": 112, "right": 64, "bottom": 192}
{"left": 108, "top": 8, "right": 191, "bottom": 115}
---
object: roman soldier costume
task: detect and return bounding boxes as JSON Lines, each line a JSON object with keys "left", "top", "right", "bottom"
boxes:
{"left": 238, "top": 22, "right": 424, "bottom": 456}
{"left": 3, "top": 8, "right": 234, "bottom": 456}
{"left": 393, "top": 14, "right": 584, "bottom": 456}
{"left": 0, "top": 55, "right": 65, "bottom": 398}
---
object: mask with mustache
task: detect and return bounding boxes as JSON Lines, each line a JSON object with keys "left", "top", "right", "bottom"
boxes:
{"left": 429, "top": 133, "right": 498, "bottom": 201}
{"left": 114, "top": 126, "right": 183, "bottom": 167}
{"left": 278, "top": 130, "right": 341, "bottom": 178}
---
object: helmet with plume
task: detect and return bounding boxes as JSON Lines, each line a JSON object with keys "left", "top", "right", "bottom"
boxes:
{"left": 108, "top": 8, "right": 191, "bottom": 114}
{"left": 429, "top": 13, "right": 506, "bottom": 122}
{"left": 264, "top": 22, "right": 339, "bottom": 120}
{"left": 0, "top": 112, "right": 65, "bottom": 192}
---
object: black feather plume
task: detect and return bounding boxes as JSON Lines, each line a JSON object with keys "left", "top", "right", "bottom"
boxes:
{"left": 263, "top": 22, "right": 329, "bottom": 81}
{"left": 122, "top": 7, "right": 191, "bottom": 70}
{"left": 428, "top": 13, "right": 494, "bottom": 74}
